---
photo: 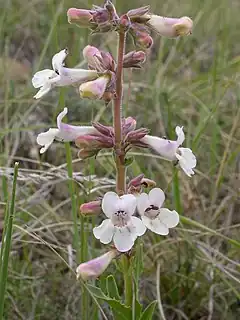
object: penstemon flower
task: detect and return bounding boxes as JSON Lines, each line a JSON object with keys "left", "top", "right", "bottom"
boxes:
{"left": 32, "top": 48, "right": 98, "bottom": 99}
{"left": 137, "top": 188, "right": 179, "bottom": 235}
{"left": 76, "top": 249, "right": 118, "bottom": 280}
{"left": 79, "top": 74, "right": 111, "bottom": 99}
{"left": 36, "top": 107, "right": 97, "bottom": 153}
{"left": 141, "top": 126, "right": 197, "bottom": 177}
{"left": 93, "top": 192, "right": 146, "bottom": 252}
{"left": 144, "top": 15, "right": 193, "bottom": 38}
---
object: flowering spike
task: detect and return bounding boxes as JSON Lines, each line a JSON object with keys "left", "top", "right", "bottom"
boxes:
{"left": 80, "top": 200, "right": 101, "bottom": 216}
{"left": 76, "top": 250, "right": 118, "bottom": 280}
{"left": 79, "top": 74, "right": 111, "bottom": 100}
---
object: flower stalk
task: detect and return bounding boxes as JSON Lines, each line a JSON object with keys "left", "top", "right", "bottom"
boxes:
{"left": 114, "top": 30, "right": 126, "bottom": 195}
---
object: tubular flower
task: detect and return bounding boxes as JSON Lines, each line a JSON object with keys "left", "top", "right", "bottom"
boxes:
{"left": 137, "top": 188, "right": 179, "bottom": 235}
{"left": 67, "top": 8, "right": 93, "bottom": 27}
{"left": 76, "top": 250, "right": 118, "bottom": 280}
{"left": 37, "top": 108, "right": 97, "bottom": 153}
{"left": 79, "top": 74, "right": 111, "bottom": 100}
{"left": 141, "top": 126, "right": 197, "bottom": 177}
{"left": 93, "top": 192, "right": 146, "bottom": 252}
{"left": 146, "top": 15, "right": 193, "bottom": 38}
{"left": 32, "top": 49, "right": 98, "bottom": 99}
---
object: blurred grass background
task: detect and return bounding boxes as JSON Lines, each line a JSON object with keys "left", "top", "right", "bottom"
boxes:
{"left": 0, "top": 0, "right": 240, "bottom": 319}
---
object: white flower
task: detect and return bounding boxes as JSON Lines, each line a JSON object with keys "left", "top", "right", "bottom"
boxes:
{"left": 36, "top": 107, "right": 97, "bottom": 153}
{"left": 137, "top": 188, "right": 179, "bottom": 235}
{"left": 146, "top": 15, "right": 193, "bottom": 38}
{"left": 32, "top": 48, "right": 98, "bottom": 99}
{"left": 141, "top": 126, "right": 197, "bottom": 177}
{"left": 93, "top": 192, "right": 146, "bottom": 252}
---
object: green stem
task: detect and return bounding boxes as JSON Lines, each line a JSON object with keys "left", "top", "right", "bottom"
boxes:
{"left": 0, "top": 162, "right": 19, "bottom": 320}
{"left": 65, "top": 142, "right": 81, "bottom": 263}
{"left": 121, "top": 255, "right": 132, "bottom": 307}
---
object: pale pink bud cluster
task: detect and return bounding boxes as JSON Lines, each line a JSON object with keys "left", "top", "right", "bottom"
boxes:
{"left": 76, "top": 250, "right": 118, "bottom": 280}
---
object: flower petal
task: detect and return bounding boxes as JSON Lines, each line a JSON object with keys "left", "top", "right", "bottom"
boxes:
{"left": 59, "top": 68, "right": 98, "bottom": 85}
{"left": 176, "top": 147, "right": 196, "bottom": 177}
{"left": 113, "top": 226, "right": 135, "bottom": 252}
{"left": 119, "top": 194, "right": 137, "bottom": 216}
{"left": 102, "top": 192, "right": 119, "bottom": 218}
{"left": 141, "top": 216, "right": 169, "bottom": 235}
{"left": 141, "top": 135, "right": 178, "bottom": 160}
{"left": 57, "top": 108, "right": 68, "bottom": 129}
{"left": 158, "top": 208, "right": 179, "bottom": 228}
{"left": 32, "top": 69, "right": 56, "bottom": 88}
{"left": 136, "top": 193, "right": 150, "bottom": 216}
{"left": 52, "top": 48, "right": 68, "bottom": 72}
{"left": 175, "top": 126, "right": 185, "bottom": 146}
{"left": 36, "top": 128, "right": 59, "bottom": 153}
{"left": 93, "top": 219, "right": 114, "bottom": 244}
{"left": 130, "top": 216, "right": 146, "bottom": 238}
{"left": 33, "top": 83, "right": 52, "bottom": 99}
{"left": 148, "top": 188, "right": 165, "bottom": 208}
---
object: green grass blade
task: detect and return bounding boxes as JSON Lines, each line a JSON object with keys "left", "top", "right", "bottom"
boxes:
{"left": 0, "top": 162, "right": 19, "bottom": 319}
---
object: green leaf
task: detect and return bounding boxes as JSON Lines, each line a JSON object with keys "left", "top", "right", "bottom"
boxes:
{"left": 87, "top": 284, "right": 131, "bottom": 320}
{"left": 134, "top": 298, "right": 142, "bottom": 320}
{"left": 124, "top": 156, "right": 134, "bottom": 167}
{"left": 106, "top": 275, "right": 121, "bottom": 300}
{"left": 140, "top": 301, "right": 157, "bottom": 320}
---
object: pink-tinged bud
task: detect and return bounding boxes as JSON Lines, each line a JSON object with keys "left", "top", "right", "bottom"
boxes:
{"left": 78, "top": 148, "right": 98, "bottom": 159}
{"left": 122, "top": 117, "right": 137, "bottom": 134}
{"left": 75, "top": 134, "right": 114, "bottom": 149}
{"left": 83, "top": 45, "right": 102, "bottom": 69}
{"left": 127, "top": 6, "right": 150, "bottom": 22}
{"left": 100, "top": 51, "right": 116, "bottom": 72}
{"left": 123, "top": 51, "right": 146, "bottom": 68}
{"left": 92, "top": 122, "right": 114, "bottom": 136}
{"left": 80, "top": 200, "right": 101, "bottom": 216}
{"left": 126, "top": 128, "right": 149, "bottom": 143}
{"left": 119, "top": 14, "right": 131, "bottom": 31}
{"left": 136, "top": 33, "right": 153, "bottom": 49}
{"left": 128, "top": 174, "right": 145, "bottom": 187}
{"left": 79, "top": 75, "right": 110, "bottom": 100}
{"left": 146, "top": 15, "right": 193, "bottom": 38}
{"left": 67, "top": 8, "right": 93, "bottom": 27}
{"left": 76, "top": 250, "right": 118, "bottom": 280}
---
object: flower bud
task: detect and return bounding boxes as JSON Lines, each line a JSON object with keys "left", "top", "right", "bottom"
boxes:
{"left": 67, "top": 8, "right": 93, "bottom": 27}
{"left": 122, "top": 117, "right": 137, "bottom": 134}
{"left": 119, "top": 14, "right": 131, "bottom": 31}
{"left": 75, "top": 134, "right": 113, "bottom": 149}
{"left": 79, "top": 74, "right": 110, "bottom": 100}
{"left": 125, "top": 128, "right": 149, "bottom": 143}
{"left": 127, "top": 6, "right": 150, "bottom": 22}
{"left": 83, "top": 45, "right": 102, "bottom": 70}
{"left": 128, "top": 174, "right": 145, "bottom": 188}
{"left": 80, "top": 200, "right": 101, "bottom": 216}
{"left": 78, "top": 148, "right": 98, "bottom": 159}
{"left": 136, "top": 33, "right": 153, "bottom": 49}
{"left": 76, "top": 250, "right": 118, "bottom": 280}
{"left": 146, "top": 15, "right": 193, "bottom": 38}
{"left": 123, "top": 51, "right": 146, "bottom": 68}
{"left": 92, "top": 122, "right": 114, "bottom": 137}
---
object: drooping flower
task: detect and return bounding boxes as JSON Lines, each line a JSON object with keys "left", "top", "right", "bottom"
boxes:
{"left": 36, "top": 107, "right": 97, "bottom": 153}
{"left": 76, "top": 249, "right": 118, "bottom": 280}
{"left": 137, "top": 188, "right": 179, "bottom": 235}
{"left": 93, "top": 192, "right": 146, "bottom": 252}
{"left": 141, "top": 126, "right": 197, "bottom": 177}
{"left": 145, "top": 15, "right": 193, "bottom": 38}
{"left": 32, "top": 49, "right": 98, "bottom": 99}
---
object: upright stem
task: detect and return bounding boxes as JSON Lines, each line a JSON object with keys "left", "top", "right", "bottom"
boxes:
{"left": 113, "top": 31, "right": 126, "bottom": 195}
